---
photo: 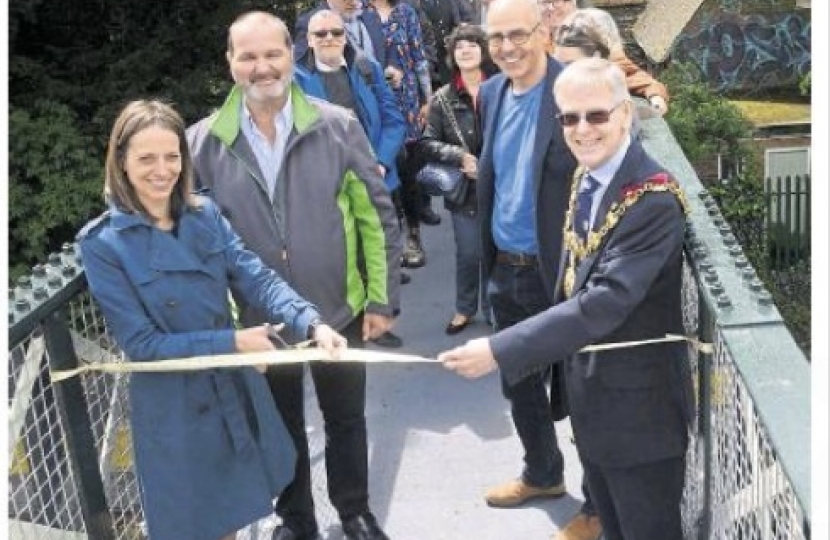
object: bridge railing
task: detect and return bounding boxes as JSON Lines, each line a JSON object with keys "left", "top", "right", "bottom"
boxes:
{"left": 7, "top": 105, "right": 810, "bottom": 540}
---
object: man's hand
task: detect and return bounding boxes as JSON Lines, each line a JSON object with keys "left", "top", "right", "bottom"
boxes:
{"left": 362, "top": 313, "right": 394, "bottom": 342}
{"left": 439, "top": 337, "right": 498, "bottom": 379}
{"left": 377, "top": 163, "right": 387, "bottom": 178}
{"left": 311, "top": 324, "right": 348, "bottom": 360}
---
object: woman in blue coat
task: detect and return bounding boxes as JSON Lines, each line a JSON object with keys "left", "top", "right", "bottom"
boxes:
{"left": 78, "top": 100, "right": 347, "bottom": 540}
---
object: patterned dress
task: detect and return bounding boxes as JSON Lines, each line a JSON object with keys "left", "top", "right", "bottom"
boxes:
{"left": 368, "top": 1, "right": 429, "bottom": 141}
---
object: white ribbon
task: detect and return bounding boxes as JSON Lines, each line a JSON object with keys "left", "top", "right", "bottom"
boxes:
{"left": 50, "top": 334, "right": 712, "bottom": 382}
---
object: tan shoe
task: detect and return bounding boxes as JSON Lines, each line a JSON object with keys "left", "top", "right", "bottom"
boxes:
{"left": 552, "top": 513, "right": 603, "bottom": 540}
{"left": 484, "top": 478, "right": 566, "bottom": 507}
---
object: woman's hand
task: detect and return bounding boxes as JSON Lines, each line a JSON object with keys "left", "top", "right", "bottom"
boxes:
{"left": 234, "top": 324, "right": 283, "bottom": 373}
{"left": 461, "top": 153, "right": 478, "bottom": 179}
{"left": 649, "top": 95, "right": 668, "bottom": 116}
{"left": 384, "top": 66, "right": 403, "bottom": 88}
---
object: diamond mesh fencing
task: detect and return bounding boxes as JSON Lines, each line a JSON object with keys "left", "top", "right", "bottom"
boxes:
{"left": 677, "top": 252, "right": 809, "bottom": 540}
{"left": 707, "top": 332, "right": 808, "bottom": 539}
{"left": 9, "top": 334, "right": 87, "bottom": 539}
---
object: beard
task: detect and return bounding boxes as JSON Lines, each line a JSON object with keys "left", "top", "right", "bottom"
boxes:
{"left": 244, "top": 67, "right": 293, "bottom": 103}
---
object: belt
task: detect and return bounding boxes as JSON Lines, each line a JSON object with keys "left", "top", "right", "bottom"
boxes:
{"left": 495, "top": 250, "right": 538, "bottom": 267}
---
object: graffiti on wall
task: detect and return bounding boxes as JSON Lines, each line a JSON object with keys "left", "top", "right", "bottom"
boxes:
{"left": 672, "top": 11, "right": 810, "bottom": 93}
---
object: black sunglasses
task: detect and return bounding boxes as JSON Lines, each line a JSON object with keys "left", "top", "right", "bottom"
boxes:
{"left": 557, "top": 102, "right": 625, "bottom": 127}
{"left": 311, "top": 28, "right": 346, "bottom": 39}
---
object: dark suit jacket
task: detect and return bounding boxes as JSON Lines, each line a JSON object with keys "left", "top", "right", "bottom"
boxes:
{"left": 477, "top": 57, "right": 577, "bottom": 302}
{"left": 477, "top": 57, "right": 578, "bottom": 419}
{"left": 490, "top": 140, "right": 694, "bottom": 468}
{"left": 294, "top": 1, "right": 387, "bottom": 67}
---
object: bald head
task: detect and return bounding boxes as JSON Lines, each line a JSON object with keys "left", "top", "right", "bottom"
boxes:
{"left": 487, "top": 0, "right": 542, "bottom": 23}
{"left": 227, "top": 11, "right": 292, "bottom": 54}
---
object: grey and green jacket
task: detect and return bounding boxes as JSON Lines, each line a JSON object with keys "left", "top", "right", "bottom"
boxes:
{"left": 187, "top": 83, "right": 402, "bottom": 334}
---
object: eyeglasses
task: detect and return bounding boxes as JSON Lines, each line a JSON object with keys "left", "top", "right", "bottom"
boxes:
{"left": 556, "top": 102, "right": 625, "bottom": 127}
{"left": 486, "top": 22, "right": 541, "bottom": 49}
{"left": 310, "top": 28, "right": 346, "bottom": 39}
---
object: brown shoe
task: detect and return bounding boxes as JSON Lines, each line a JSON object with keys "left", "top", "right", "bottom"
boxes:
{"left": 484, "top": 478, "right": 566, "bottom": 507}
{"left": 552, "top": 512, "right": 603, "bottom": 540}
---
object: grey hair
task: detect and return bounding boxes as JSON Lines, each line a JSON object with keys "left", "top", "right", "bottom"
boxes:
{"left": 574, "top": 7, "right": 623, "bottom": 50}
{"left": 554, "top": 57, "right": 631, "bottom": 105}
{"left": 309, "top": 9, "right": 344, "bottom": 29}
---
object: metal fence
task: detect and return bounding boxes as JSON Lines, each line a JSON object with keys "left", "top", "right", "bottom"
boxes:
{"left": 765, "top": 174, "right": 811, "bottom": 269}
{"left": 7, "top": 110, "right": 811, "bottom": 540}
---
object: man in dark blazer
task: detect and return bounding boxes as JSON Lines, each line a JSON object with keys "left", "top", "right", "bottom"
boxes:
{"left": 474, "top": 0, "right": 578, "bottom": 509}
{"left": 441, "top": 57, "right": 693, "bottom": 540}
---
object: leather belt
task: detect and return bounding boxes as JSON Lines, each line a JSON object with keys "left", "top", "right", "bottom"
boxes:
{"left": 495, "top": 250, "right": 538, "bottom": 267}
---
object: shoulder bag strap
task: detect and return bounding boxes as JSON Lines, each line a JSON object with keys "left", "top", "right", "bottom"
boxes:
{"left": 436, "top": 93, "right": 469, "bottom": 153}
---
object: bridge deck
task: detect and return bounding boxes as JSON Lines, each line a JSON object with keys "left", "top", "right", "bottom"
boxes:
{"left": 243, "top": 205, "right": 585, "bottom": 540}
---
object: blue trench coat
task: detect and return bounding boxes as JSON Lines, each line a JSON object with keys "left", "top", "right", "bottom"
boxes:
{"left": 78, "top": 198, "right": 319, "bottom": 540}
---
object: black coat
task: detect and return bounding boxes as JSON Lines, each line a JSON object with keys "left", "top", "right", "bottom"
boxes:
{"left": 417, "top": 78, "right": 481, "bottom": 212}
{"left": 490, "top": 140, "right": 694, "bottom": 468}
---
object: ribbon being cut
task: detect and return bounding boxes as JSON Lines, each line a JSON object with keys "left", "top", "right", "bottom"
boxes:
{"left": 51, "top": 334, "right": 712, "bottom": 382}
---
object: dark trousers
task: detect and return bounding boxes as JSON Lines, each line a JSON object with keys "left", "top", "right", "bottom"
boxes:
{"left": 266, "top": 314, "right": 368, "bottom": 535}
{"left": 582, "top": 455, "right": 686, "bottom": 540}
{"left": 451, "top": 209, "right": 489, "bottom": 318}
{"left": 487, "top": 262, "right": 564, "bottom": 487}
{"left": 396, "top": 142, "right": 426, "bottom": 229}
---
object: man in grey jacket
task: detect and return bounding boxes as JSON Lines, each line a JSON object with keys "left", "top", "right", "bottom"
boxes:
{"left": 187, "top": 11, "right": 401, "bottom": 540}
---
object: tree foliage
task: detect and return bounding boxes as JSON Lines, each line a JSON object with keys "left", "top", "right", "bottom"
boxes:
{"left": 8, "top": 0, "right": 316, "bottom": 279}
{"left": 662, "top": 62, "right": 810, "bottom": 357}
{"left": 661, "top": 62, "right": 755, "bottom": 166}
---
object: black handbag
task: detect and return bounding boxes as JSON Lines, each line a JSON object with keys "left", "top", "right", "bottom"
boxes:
{"left": 416, "top": 94, "right": 471, "bottom": 206}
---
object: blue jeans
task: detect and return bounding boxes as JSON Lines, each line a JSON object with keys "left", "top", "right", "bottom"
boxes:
{"left": 487, "top": 262, "right": 565, "bottom": 487}
{"left": 451, "top": 209, "right": 489, "bottom": 318}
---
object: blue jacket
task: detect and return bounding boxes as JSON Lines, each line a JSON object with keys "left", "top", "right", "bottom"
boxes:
{"left": 77, "top": 198, "right": 321, "bottom": 540}
{"left": 294, "top": 0, "right": 388, "bottom": 67}
{"left": 294, "top": 47, "right": 407, "bottom": 191}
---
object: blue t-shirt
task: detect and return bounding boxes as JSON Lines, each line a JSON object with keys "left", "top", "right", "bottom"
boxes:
{"left": 492, "top": 79, "right": 546, "bottom": 254}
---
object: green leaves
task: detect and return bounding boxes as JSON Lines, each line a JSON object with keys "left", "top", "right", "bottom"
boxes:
{"left": 8, "top": 101, "right": 104, "bottom": 278}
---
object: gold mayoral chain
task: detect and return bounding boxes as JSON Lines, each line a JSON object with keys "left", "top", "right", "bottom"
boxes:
{"left": 562, "top": 167, "right": 690, "bottom": 298}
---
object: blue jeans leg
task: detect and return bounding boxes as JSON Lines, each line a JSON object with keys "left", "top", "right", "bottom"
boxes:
{"left": 451, "top": 209, "right": 486, "bottom": 317}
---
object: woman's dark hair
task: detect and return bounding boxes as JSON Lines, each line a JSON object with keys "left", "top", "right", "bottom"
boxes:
{"left": 444, "top": 24, "right": 494, "bottom": 74}
{"left": 554, "top": 20, "right": 610, "bottom": 59}
{"left": 104, "top": 100, "right": 199, "bottom": 222}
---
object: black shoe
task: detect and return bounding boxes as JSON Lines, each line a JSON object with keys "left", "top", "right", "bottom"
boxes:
{"left": 372, "top": 331, "right": 403, "bottom": 348}
{"left": 445, "top": 315, "right": 471, "bottom": 335}
{"left": 419, "top": 207, "right": 441, "bottom": 226}
{"left": 271, "top": 525, "right": 321, "bottom": 540}
{"left": 400, "top": 272, "right": 411, "bottom": 285}
{"left": 342, "top": 513, "right": 390, "bottom": 540}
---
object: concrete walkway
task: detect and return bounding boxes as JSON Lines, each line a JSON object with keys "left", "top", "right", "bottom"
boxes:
{"left": 243, "top": 204, "right": 585, "bottom": 540}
